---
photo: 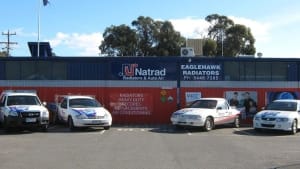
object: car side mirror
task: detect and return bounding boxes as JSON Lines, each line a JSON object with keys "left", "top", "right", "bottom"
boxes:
{"left": 43, "top": 102, "right": 47, "bottom": 106}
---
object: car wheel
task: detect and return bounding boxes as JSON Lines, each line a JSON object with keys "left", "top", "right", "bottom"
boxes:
{"left": 104, "top": 126, "right": 110, "bottom": 130}
{"left": 68, "top": 116, "right": 76, "bottom": 131}
{"left": 290, "top": 119, "right": 297, "bottom": 135}
{"left": 41, "top": 124, "right": 48, "bottom": 132}
{"left": 3, "top": 117, "right": 11, "bottom": 132}
{"left": 174, "top": 125, "right": 184, "bottom": 129}
{"left": 204, "top": 117, "right": 213, "bottom": 131}
{"left": 55, "top": 113, "right": 63, "bottom": 125}
{"left": 254, "top": 128, "right": 262, "bottom": 132}
{"left": 233, "top": 115, "right": 240, "bottom": 128}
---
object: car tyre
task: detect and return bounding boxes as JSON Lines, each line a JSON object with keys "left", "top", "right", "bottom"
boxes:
{"left": 3, "top": 117, "right": 11, "bottom": 132}
{"left": 204, "top": 117, "right": 213, "bottom": 131}
{"left": 174, "top": 125, "right": 184, "bottom": 129}
{"left": 254, "top": 128, "right": 262, "bottom": 132}
{"left": 233, "top": 115, "right": 240, "bottom": 128}
{"left": 290, "top": 119, "right": 297, "bottom": 135}
{"left": 68, "top": 116, "right": 76, "bottom": 131}
{"left": 41, "top": 124, "right": 48, "bottom": 132}
{"left": 104, "top": 126, "right": 110, "bottom": 130}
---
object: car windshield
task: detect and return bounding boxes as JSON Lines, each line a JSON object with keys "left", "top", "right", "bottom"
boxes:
{"left": 69, "top": 98, "right": 102, "bottom": 108}
{"left": 7, "top": 95, "right": 41, "bottom": 106}
{"left": 189, "top": 100, "right": 217, "bottom": 109}
{"left": 265, "top": 101, "right": 297, "bottom": 111}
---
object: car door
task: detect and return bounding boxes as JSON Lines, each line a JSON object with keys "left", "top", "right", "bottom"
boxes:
{"left": 59, "top": 98, "right": 69, "bottom": 122}
{"left": 215, "top": 100, "right": 230, "bottom": 125}
{"left": 297, "top": 102, "right": 300, "bottom": 128}
{"left": 0, "top": 95, "right": 6, "bottom": 122}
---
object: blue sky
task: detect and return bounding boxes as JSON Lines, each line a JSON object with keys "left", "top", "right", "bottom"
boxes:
{"left": 1, "top": 0, "right": 300, "bottom": 58}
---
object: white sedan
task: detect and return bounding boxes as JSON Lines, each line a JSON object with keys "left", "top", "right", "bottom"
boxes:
{"left": 170, "top": 98, "right": 240, "bottom": 131}
{"left": 253, "top": 99, "right": 300, "bottom": 134}
{"left": 56, "top": 95, "right": 112, "bottom": 130}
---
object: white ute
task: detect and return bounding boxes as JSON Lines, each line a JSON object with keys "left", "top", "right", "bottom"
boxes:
{"left": 170, "top": 98, "right": 240, "bottom": 131}
{"left": 253, "top": 99, "right": 300, "bottom": 134}
{"left": 0, "top": 90, "right": 49, "bottom": 131}
{"left": 55, "top": 95, "right": 112, "bottom": 131}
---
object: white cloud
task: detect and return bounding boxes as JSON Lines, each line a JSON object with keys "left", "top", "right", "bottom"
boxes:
{"left": 171, "top": 16, "right": 271, "bottom": 43}
{"left": 228, "top": 16, "right": 271, "bottom": 43}
{"left": 170, "top": 17, "right": 210, "bottom": 39}
{"left": 170, "top": 16, "right": 273, "bottom": 57}
{"left": 48, "top": 32, "right": 103, "bottom": 56}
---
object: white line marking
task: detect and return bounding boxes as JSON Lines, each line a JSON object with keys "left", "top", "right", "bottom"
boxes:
{"left": 99, "top": 130, "right": 105, "bottom": 135}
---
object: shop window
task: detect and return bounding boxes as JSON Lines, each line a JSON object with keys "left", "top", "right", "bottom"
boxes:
{"left": 256, "top": 62, "right": 271, "bottom": 81}
{"left": 21, "top": 61, "right": 36, "bottom": 80}
{"left": 6, "top": 61, "right": 21, "bottom": 80}
{"left": 52, "top": 62, "right": 67, "bottom": 80}
{"left": 240, "top": 62, "right": 255, "bottom": 81}
{"left": 272, "top": 62, "right": 287, "bottom": 81}
{"left": 224, "top": 61, "right": 239, "bottom": 80}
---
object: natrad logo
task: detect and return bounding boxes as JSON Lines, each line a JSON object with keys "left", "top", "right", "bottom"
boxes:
{"left": 123, "top": 64, "right": 138, "bottom": 77}
{"left": 119, "top": 63, "right": 166, "bottom": 80}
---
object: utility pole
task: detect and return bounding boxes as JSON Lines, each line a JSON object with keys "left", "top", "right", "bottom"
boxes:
{"left": 0, "top": 30, "right": 18, "bottom": 56}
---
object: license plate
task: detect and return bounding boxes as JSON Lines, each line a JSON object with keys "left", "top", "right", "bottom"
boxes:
{"left": 178, "top": 118, "right": 186, "bottom": 123}
{"left": 26, "top": 118, "right": 37, "bottom": 123}
{"left": 91, "top": 120, "right": 101, "bottom": 124}
{"left": 262, "top": 120, "right": 273, "bottom": 125}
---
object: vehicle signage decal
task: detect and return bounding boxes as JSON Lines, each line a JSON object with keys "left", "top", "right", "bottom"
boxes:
{"left": 262, "top": 112, "right": 280, "bottom": 118}
{"left": 72, "top": 109, "right": 96, "bottom": 117}
{"left": 9, "top": 106, "right": 29, "bottom": 112}
{"left": 215, "top": 114, "right": 236, "bottom": 124}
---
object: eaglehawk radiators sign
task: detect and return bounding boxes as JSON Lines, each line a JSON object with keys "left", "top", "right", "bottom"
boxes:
{"left": 181, "top": 63, "right": 223, "bottom": 81}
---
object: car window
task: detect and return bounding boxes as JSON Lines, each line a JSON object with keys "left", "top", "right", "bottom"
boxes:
{"left": 7, "top": 96, "right": 40, "bottom": 106}
{"left": 266, "top": 101, "right": 297, "bottom": 111}
{"left": 69, "top": 98, "right": 101, "bottom": 108}
{"left": 217, "top": 101, "right": 228, "bottom": 110}
{"left": 189, "top": 100, "right": 217, "bottom": 109}
{"left": 61, "top": 99, "right": 67, "bottom": 109}
{"left": 0, "top": 95, "right": 5, "bottom": 106}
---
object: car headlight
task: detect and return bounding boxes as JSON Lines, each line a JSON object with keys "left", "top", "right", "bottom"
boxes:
{"left": 104, "top": 112, "right": 111, "bottom": 119}
{"left": 42, "top": 111, "right": 49, "bottom": 118}
{"left": 8, "top": 110, "right": 18, "bottom": 116}
{"left": 75, "top": 114, "right": 87, "bottom": 119}
{"left": 276, "top": 118, "right": 289, "bottom": 122}
{"left": 254, "top": 116, "right": 260, "bottom": 121}
{"left": 171, "top": 114, "right": 178, "bottom": 118}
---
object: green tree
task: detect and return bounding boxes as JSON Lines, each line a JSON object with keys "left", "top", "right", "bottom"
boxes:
{"left": 205, "top": 14, "right": 234, "bottom": 40}
{"left": 156, "top": 21, "right": 185, "bottom": 56}
{"left": 99, "top": 24, "right": 137, "bottom": 56}
{"left": 100, "top": 16, "right": 185, "bottom": 57}
{"left": 205, "top": 14, "right": 256, "bottom": 57}
{"left": 0, "top": 51, "right": 8, "bottom": 57}
{"left": 131, "top": 16, "right": 159, "bottom": 56}
{"left": 225, "top": 24, "right": 256, "bottom": 56}
{"left": 203, "top": 39, "right": 217, "bottom": 57}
